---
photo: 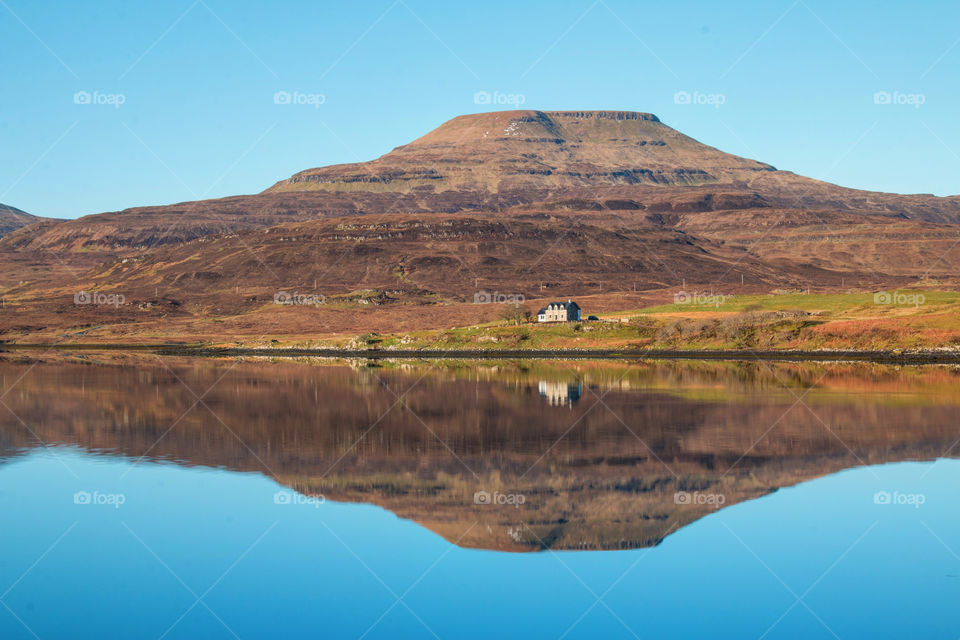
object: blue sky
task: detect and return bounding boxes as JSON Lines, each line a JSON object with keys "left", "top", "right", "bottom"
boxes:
{"left": 2, "top": 0, "right": 958, "bottom": 219}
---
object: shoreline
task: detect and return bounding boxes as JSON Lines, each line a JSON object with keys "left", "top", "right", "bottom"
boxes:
{"left": 3, "top": 343, "right": 960, "bottom": 364}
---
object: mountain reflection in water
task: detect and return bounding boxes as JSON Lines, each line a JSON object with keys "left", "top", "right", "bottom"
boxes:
{"left": 1, "top": 353, "right": 958, "bottom": 551}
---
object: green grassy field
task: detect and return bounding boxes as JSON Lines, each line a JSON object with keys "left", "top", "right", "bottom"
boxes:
{"left": 286, "top": 290, "right": 960, "bottom": 353}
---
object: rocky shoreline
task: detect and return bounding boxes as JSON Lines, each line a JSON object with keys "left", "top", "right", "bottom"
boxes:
{"left": 4, "top": 343, "right": 960, "bottom": 364}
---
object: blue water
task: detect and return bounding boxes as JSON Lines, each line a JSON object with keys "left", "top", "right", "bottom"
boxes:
{"left": 1, "top": 449, "right": 957, "bottom": 639}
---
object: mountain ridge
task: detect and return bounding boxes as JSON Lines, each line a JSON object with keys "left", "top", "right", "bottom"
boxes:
{"left": 0, "top": 203, "right": 47, "bottom": 239}
{"left": 7, "top": 110, "right": 960, "bottom": 256}
{"left": 3, "top": 110, "right": 960, "bottom": 342}
{"left": 266, "top": 109, "right": 777, "bottom": 194}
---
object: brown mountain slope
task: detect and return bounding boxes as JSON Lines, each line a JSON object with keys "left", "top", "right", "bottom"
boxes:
{"left": 60, "top": 209, "right": 960, "bottom": 300}
{"left": 4, "top": 207, "right": 959, "bottom": 344}
{"left": 81, "top": 214, "right": 774, "bottom": 293}
{"left": 267, "top": 110, "right": 775, "bottom": 193}
{"left": 0, "top": 204, "right": 47, "bottom": 238}
{"left": 3, "top": 110, "right": 960, "bottom": 341}
{"left": 268, "top": 109, "right": 960, "bottom": 222}
{"left": 7, "top": 110, "right": 960, "bottom": 256}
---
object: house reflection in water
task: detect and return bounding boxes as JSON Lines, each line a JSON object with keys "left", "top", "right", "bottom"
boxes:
{"left": 537, "top": 380, "right": 582, "bottom": 407}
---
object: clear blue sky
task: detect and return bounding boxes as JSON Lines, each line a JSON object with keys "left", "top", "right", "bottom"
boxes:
{"left": 2, "top": 0, "right": 958, "bottom": 219}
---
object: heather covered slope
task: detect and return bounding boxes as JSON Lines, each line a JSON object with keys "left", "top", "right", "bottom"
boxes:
{"left": 0, "top": 203, "right": 47, "bottom": 238}
{"left": 3, "top": 110, "right": 960, "bottom": 343}
{"left": 3, "top": 212, "right": 960, "bottom": 345}
{"left": 268, "top": 109, "right": 960, "bottom": 222}
{"left": 267, "top": 110, "right": 776, "bottom": 193}
{"left": 8, "top": 109, "right": 960, "bottom": 256}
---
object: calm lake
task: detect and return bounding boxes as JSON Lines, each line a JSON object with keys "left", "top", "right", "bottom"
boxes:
{"left": 0, "top": 354, "right": 958, "bottom": 638}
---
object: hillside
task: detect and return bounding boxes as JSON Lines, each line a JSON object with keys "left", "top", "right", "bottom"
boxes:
{"left": 8, "top": 110, "right": 960, "bottom": 256}
{"left": 0, "top": 203, "right": 46, "bottom": 238}
{"left": 269, "top": 109, "right": 960, "bottom": 222}
{"left": 267, "top": 110, "right": 775, "bottom": 193}
{"left": 2, "top": 110, "right": 960, "bottom": 343}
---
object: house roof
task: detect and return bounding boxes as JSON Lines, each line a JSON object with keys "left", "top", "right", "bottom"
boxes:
{"left": 547, "top": 301, "right": 580, "bottom": 310}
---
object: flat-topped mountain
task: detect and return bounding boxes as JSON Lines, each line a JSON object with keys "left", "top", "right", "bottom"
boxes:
{"left": 267, "top": 110, "right": 776, "bottom": 194}
{"left": 3, "top": 109, "right": 960, "bottom": 342}
{"left": 8, "top": 109, "right": 960, "bottom": 257}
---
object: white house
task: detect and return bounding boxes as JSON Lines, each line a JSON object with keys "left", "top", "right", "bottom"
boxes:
{"left": 536, "top": 300, "right": 581, "bottom": 322}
